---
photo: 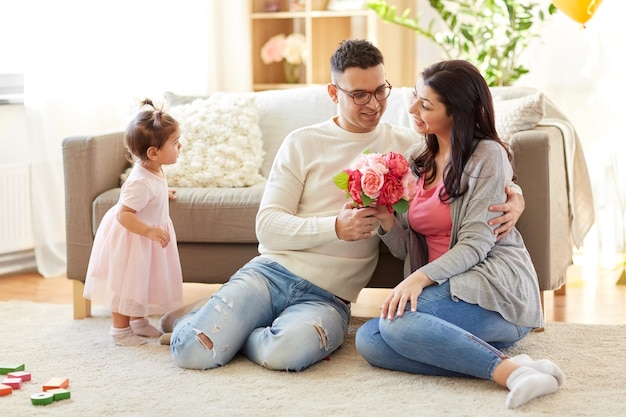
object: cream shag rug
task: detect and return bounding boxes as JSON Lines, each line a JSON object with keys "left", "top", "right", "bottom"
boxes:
{"left": 0, "top": 301, "right": 624, "bottom": 417}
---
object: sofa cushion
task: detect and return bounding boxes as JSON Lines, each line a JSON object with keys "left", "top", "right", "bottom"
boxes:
{"left": 93, "top": 183, "right": 265, "bottom": 243}
{"left": 491, "top": 88, "right": 545, "bottom": 142}
{"left": 163, "top": 91, "right": 208, "bottom": 107}
{"left": 163, "top": 92, "right": 266, "bottom": 188}
{"left": 164, "top": 87, "right": 338, "bottom": 179}
{"left": 255, "top": 86, "right": 338, "bottom": 177}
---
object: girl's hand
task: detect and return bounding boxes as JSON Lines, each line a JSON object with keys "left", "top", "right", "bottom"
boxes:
{"left": 168, "top": 189, "right": 177, "bottom": 200}
{"left": 380, "top": 271, "right": 434, "bottom": 320}
{"left": 146, "top": 226, "right": 171, "bottom": 248}
{"left": 117, "top": 205, "right": 171, "bottom": 247}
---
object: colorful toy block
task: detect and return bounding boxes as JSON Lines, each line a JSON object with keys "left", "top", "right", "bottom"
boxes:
{"left": 7, "top": 371, "right": 31, "bottom": 382}
{"left": 48, "top": 388, "right": 71, "bottom": 401}
{"left": 0, "top": 384, "right": 12, "bottom": 396}
{"left": 42, "top": 377, "right": 69, "bottom": 391}
{"left": 0, "top": 364, "right": 25, "bottom": 375}
{"left": 1, "top": 377, "right": 21, "bottom": 389}
{"left": 30, "top": 392, "right": 54, "bottom": 406}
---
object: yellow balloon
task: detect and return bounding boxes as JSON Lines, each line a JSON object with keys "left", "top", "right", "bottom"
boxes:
{"left": 552, "top": 0, "right": 603, "bottom": 24}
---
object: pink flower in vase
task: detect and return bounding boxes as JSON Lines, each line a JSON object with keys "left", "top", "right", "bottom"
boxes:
{"left": 261, "top": 34, "right": 287, "bottom": 64}
{"left": 260, "top": 33, "right": 307, "bottom": 65}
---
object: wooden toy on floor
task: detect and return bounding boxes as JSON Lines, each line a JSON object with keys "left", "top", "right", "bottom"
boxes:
{"left": 0, "top": 384, "right": 12, "bottom": 396}
{"left": 0, "top": 364, "right": 25, "bottom": 375}
{"left": 42, "top": 377, "right": 70, "bottom": 391}
{"left": 7, "top": 371, "right": 31, "bottom": 382}
{"left": 30, "top": 392, "right": 54, "bottom": 406}
{"left": 29, "top": 387, "right": 71, "bottom": 405}
{"left": 48, "top": 388, "right": 71, "bottom": 401}
{"left": 1, "top": 377, "right": 21, "bottom": 389}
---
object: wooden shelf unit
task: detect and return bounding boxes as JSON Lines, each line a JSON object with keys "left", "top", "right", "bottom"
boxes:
{"left": 250, "top": 0, "right": 415, "bottom": 91}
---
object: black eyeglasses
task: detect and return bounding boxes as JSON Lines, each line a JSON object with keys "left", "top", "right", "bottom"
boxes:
{"left": 332, "top": 81, "right": 392, "bottom": 105}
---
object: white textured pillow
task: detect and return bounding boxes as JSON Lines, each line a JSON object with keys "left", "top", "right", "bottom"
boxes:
{"left": 163, "top": 93, "right": 266, "bottom": 188}
{"left": 493, "top": 92, "right": 544, "bottom": 142}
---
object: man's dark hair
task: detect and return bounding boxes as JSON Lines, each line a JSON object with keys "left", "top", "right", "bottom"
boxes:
{"left": 330, "top": 39, "right": 384, "bottom": 79}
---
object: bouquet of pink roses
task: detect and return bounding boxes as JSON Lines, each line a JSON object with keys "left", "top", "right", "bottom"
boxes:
{"left": 333, "top": 150, "right": 417, "bottom": 213}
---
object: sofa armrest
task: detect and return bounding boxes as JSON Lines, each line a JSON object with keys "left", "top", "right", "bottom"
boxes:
{"left": 62, "top": 132, "right": 128, "bottom": 283}
{"left": 509, "top": 126, "right": 571, "bottom": 292}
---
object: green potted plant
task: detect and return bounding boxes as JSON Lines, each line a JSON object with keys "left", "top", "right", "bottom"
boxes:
{"left": 367, "top": 0, "right": 556, "bottom": 86}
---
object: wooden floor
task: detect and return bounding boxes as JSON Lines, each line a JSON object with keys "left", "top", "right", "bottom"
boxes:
{"left": 1, "top": 260, "right": 625, "bottom": 324}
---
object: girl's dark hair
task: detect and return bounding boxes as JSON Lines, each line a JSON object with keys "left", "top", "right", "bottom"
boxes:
{"left": 412, "top": 60, "right": 513, "bottom": 202}
{"left": 330, "top": 39, "right": 384, "bottom": 77}
{"left": 124, "top": 98, "right": 179, "bottom": 161}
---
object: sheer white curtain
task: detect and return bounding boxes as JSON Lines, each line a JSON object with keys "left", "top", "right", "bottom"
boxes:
{"left": 13, "top": 0, "right": 250, "bottom": 277}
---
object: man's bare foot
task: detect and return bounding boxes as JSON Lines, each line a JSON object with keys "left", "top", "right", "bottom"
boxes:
{"left": 159, "top": 298, "right": 210, "bottom": 333}
{"left": 159, "top": 333, "right": 172, "bottom": 345}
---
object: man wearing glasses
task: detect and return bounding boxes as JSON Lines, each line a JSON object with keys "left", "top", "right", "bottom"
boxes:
{"left": 168, "top": 39, "right": 524, "bottom": 372}
{"left": 332, "top": 80, "right": 392, "bottom": 107}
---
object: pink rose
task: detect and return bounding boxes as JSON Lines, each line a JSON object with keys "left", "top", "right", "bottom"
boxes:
{"left": 377, "top": 174, "right": 404, "bottom": 211}
{"left": 384, "top": 151, "right": 409, "bottom": 177}
{"left": 349, "top": 153, "right": 370, "bottom": 170}
{"left": 346, "top": 169, "right": 363, "bottom": 205}
{"left": 362, "top": 153, "right": 387, "bottom": 173}
{"left": 360, "top": 165, "right": 385, "bottom": 199}
{"left": 401, "top": 172, "right": 418, "bottom": 201}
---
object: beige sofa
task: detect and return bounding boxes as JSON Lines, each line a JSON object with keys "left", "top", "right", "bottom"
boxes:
{"left": 62, "top": 85, "right": 594, "bottom": 319}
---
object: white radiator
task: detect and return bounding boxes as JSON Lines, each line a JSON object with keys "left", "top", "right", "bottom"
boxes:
{"left": 0, "top": 163, "right": 35, "bottom": 273}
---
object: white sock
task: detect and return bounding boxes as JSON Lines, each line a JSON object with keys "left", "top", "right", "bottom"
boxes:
{"left": 510, "top": 354, "right": 565, "bottom": 386}
{"left": 505, "top": 366, "right": 559, "bottom": 409}
{"left": 110, "top": 326, "right": 146, "bottom": 346}
{"left": 130, "top": 318, "right": 162, "bottom": 337}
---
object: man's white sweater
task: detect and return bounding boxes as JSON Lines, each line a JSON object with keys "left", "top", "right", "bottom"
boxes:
{"left": 256, "top": 118, "right": 417, "bottom": 302}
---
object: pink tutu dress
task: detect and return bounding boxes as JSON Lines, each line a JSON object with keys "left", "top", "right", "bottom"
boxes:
{"left": 83, "top": 163, "right": 183, "bottom": 317}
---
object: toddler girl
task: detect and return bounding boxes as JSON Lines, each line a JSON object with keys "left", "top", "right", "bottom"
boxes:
{"left": 84, "top": 99, "right": 183, "bottom": 346}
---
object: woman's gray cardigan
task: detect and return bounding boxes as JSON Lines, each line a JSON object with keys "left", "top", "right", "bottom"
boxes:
{"left": 381, "top": 140, "right": 543, "bottom": 328}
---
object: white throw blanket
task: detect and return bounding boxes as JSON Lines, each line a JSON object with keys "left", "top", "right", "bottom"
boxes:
{"left": 540, "top": 118, "right": 595, "bottom": 247}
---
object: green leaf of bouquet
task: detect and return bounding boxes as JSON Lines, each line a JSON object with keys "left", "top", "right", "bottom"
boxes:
{"left": 333, "top": 171, "right": 349, "bottom": 191}
{"left": 393, "top": 199, "right": 409, "bottom": 214}
{"left": 362, "top": 193, "right": 373, "bottom": 207}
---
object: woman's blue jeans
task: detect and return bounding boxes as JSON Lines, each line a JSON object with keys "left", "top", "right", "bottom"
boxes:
{"left": 355, "top": 281, "right": 531, "bottom": 380}
{"left": 170, "top": 257, "right": 351, "bottom": 371}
